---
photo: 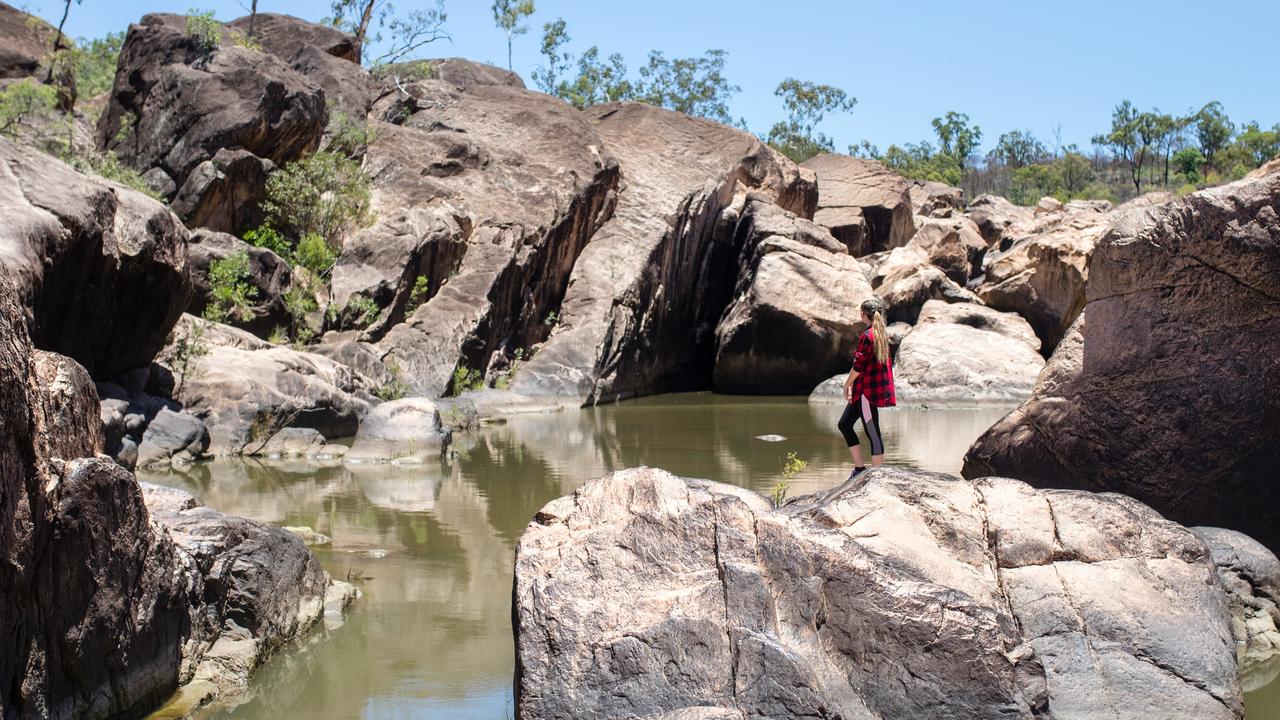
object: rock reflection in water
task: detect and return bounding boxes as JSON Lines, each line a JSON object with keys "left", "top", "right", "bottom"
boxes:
{"left": 137, "top": 395, "right": 1021, "bottom": 720}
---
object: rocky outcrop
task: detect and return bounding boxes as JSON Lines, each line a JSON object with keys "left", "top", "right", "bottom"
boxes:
{"left": 963, "top": 171, "right": 1280, "bottom": 550}
{"left": 1193, "top": 526, "right": 1280, "bottom": 687}
{"left": 97, "top": 13, "right": 327, "bottom": 226}
{"left": 337, "top": 75, "right": 619, "bottom": 395}
{"left": 0, "top": 137, "right": 191, "bottom": 376}
{"left": 345, "top": 398, "right": 450, "bottom": 463}
{"left": 136, "top": 407, "right": 211, "bottom": 468}
{"left": 802, "top": 153, "right": 914, "bottom": 256}
{"left": 510, "top": 102, "right": 815, "bottom": 402}
{"left": 427, "top": 57, "right": 526, "bottom": 88}
{"left": 159, "top": 315, "right": 374, "bottom": 455}
{"left": 869, "top": 244, "right": 979, "bottom": 324}
{"left": 894, "top": 300, "right": 1044, "bottom": 405}
{"left": 187, "top": 229, "right": 292, "bottom": 337}
{"left": 908, "top": 179, "right": 964, "bottom": 218}
{"left": 976, "top": 200, "right": 1110, "bottom": 353}
{"left": 514, "top": 466, "right": 1240, "bottom": 720}
{"left": 0, "top": 265, "right": 351, "bottom": 718}
{"left": 906, "top": 215, "right": 986, "bottom": 284}
{"left": 966, "top": 193, "right": 1034, "bottom": 249}
{"left": 169, "top": 148, "right": 275, "bottom": 235}
{"left": 0, "top": 1, "right": 72, "bottom": 107}
{"left": 712, "top": 196, "right": 873, "bottom": 394}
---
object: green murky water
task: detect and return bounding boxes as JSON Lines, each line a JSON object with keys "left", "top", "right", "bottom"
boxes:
{"left": 137, "top": 394, "right": 1279, "bottom": 718}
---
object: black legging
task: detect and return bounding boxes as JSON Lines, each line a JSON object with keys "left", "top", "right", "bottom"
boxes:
{"left": 838, "top": 397, "right": 884, "bottom": 456}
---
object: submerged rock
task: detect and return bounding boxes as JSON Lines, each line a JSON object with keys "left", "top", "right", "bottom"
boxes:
{"left": 514, "top": 466, "right": 1240, "bottom": 719}
{"left": 964, "top": 171, "right": 1280, "bottom": 551}
{"left": 345, "top": 397, "right": 450, "bottom": 463}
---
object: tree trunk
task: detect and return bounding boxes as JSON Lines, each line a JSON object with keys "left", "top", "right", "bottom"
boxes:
{"left": 51, "top": 0, "right": 71, "bottom": 54}
{"left": 248, "top": 0, "right": 258, "bottom": 38}
{"left": 354, "top": 0, "right": 376, "bottom": 64}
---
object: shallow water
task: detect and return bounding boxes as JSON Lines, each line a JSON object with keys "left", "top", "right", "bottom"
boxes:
{"left": 136, "top": 394, "right": 1279, "bottom": 718}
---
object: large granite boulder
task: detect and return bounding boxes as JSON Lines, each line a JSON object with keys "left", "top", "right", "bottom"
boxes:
{"left": 514, "top": 466, "right": 1240, "bottom": 720}
{"left": 894, "top": 300, "right": 1045, "bottom": 405}
{"left": 869, "top": 244, "right": 979, "bottom": 324}
{"left": 908, "top": 180, "right": 964, "bottom": 218}
{"left": 0, "top": 1, "right": 73, "bottom": 108}
{"left": 158, "top": 315, "right": 374, "bottom": 455}
{"left": 963, "top": 171, "right": 1280, "bottom": 550}
{"left": 712, "top": 196, "right": 873, "bottom": 394}
{"left": 976, "top": 201, "right": 1111, "bottom": 354}
{"left": 335, "top": 75, "right": 619, "bottom": 395}
{"left": 169, "top": 148, "right": 275, "bottom": 235}
{"left": 965, "top": 194, "right": 1035, "bottom": 249}
{"left": 345, "top": 397, "right": 450, "bottom": 463}
{"left": 97, "top": 13, "right": 326, "bottom": 227}
{"left": 187, "top": 229, "right": 292, "bottom": 337}
{"left": 0, "top": 137, "right": 191, "bottom": 376}
{"left": 1193, "top": 526, "right": 1280, "bottom": 686}
{"left": 906, "top": 215, "right": 987, "bottom": 284}
{"left": 427, "top": 57, "right": 526, "bottom": 88}
{"left": 802, "top": 153, "right": 914, "bottom": 256}
{"left": 510, "top": 102, "right": 815, "bottom": 402}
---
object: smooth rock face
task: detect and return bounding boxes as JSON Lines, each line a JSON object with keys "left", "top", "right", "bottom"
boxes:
{"left": 511, "top": 102, "right": 815, "bottom": 402}
{"left": 345, "top": 398, "right": 450, "bottom": 462}
{"left": 713, "top": 196, "right": 873, "bottom": 394}
{"left": 159, "top": 315, "right": 373, "bottom": 454}
{"left": 136, "top": 407, "right": 211, "bottom": 467}
{"left": 966, "top": 194, "right": 1035, "bottom": 249}
{"left": 187, "top": 229, "right": 293, "bottom": 337}
{"left": 514, "top": 466, "right": 1240, "bottom": 720}
{"left": 869, "top": 244, "right": 979, "bottom": 324}
{"left": 906, "top": 216, "right": 987, "bottom": 284}
{"left": 802, "top": 153, "right": 915, "bottom": 256}
{"left": 428, "top": 57, "right": 526, "bottom": 88}
{"left": 97, "top": 14, "right": 326, "bottom": 206}
{"left": 963, "top": 172, "right": 1280, "bottom": 550}
{"left": 0, "top": 137, "right": 191, "bottom": 376}
{"left": 894, "top": 300, "right": 1045, "bottom": 405}
{"left": 976, "top": 202, "right": 1110, "bottom": 354}
{"left": 342, "top": 77, "right": 619, "bottom": 395}
{"left": 1192, "top": 526, "right": 1280, "bottom": 686}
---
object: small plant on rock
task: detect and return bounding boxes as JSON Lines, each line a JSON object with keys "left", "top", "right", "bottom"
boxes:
{"left": 327, "top": 109, "right": 378, "bottom": 159}
{"left": 243, "top": 224, "right": 292, "bottom": 258}
{"left": 204, "top": 251, "right": 257, "bottom": 324}
{"left": 373, "top": 362, "right": 410, "bottom": 401}
{"left": 283, "top": 285, "right": 319, "bottom": 345}
{"left": 262, "top": 151, "right": 372, "bottom": 248}
{"left": 771, "top": 451, "right": 807, "bottom": 508}
{"left": 0, "top": 78, "right": 57, "bottom": 140}
{"left": 349, "top": 295, "right": 381, "bottom": 329}
{"left": 543, "top": 310, "right": 558, "bottom": 327}
{"left": 406, "top": 275, "right": 431, "bottom": 314}
{"left": 185, "top": 9, "right": 222, "bottom": 52}
{"left": 165, "top": 320, "right": 209, "bottom": 397}
{"left": 450, "top": 365, "right": 484, "bottom": 396}
{"left": 291, "top": 232, "right": 339, "bottom": 278}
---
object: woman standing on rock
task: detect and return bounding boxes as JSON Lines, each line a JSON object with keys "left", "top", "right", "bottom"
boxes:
{"left": 839, "top": 297, "right": 896, "bottom": 480}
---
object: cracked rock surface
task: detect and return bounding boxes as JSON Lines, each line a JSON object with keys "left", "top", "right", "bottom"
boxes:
{"left": 514, "top": 466, "right": 1241, "bottom": 720}
{"left": 964, "top": 170, "right": 1280, "bottom": 551}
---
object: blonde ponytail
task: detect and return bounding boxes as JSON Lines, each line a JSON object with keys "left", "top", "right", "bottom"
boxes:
{"left": 861, "top": 297, "right": 890, "bottom": 364}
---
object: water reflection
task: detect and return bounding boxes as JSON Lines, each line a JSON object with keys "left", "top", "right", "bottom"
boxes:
{"left": 139, "top": 395, "right": 1020, "bottom": 719}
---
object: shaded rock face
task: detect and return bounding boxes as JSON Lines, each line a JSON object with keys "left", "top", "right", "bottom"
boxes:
{"left": 909, "top": 180, "right": 964, "bottom": 218}
{"left": 345, "top": 398, "right": 450, "bottom": 463}
{"left": 964, "top": 172, "right": 1280, "bottom": 550}
{"left": 0, "top": 267, "right": 189, "bottom": 719}
{"left": 97, "top": 14, "right": 326, "bottom": 218}
{"left": 337, "top": 78, "right": 619, "bottom": 396}
{"left": 1193, "top": 526, "right": 1280, "bottom": 686}
{"left": 0, "top": 137, "right": 191, "bottom": 377}
{"left": 894, "top": 300, "right": 1045, "bottom": 405}
{"left": 976, "top": 202, "right": 1110, "bottom": 354}
{"left": 169, "top": 148, "right": 275, "bottom": 235}
{"left": 869, "top": 244, "right": 979, "bottom": 324}
{"left": 907, "top": 216, "right": 986, "bottom": 284}
{"left": 187, "top": 229, "right": 292, "bottom": 337}
{"left": 712, "top": 196, "right": 873, "bottom": 394}
{"left": 802, "top": 154, "right": 914, "bottom": 256}
{"left": 514, "top": 466, "right": 1240, "bottom": 720}
{"left": 511, "top": 102, "right": 816, "bottom": 402}
{"left": 159, "top": 315, "right": 374, "bottom": 455}
{"left": 966, "top": 194, "right": 1034, "bottom": 249}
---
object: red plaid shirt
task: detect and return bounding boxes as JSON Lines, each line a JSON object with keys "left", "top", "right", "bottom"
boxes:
{"left": 851, "top": 329, "right": 896, "bottom": 407}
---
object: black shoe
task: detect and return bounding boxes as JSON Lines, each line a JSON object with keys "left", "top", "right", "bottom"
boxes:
{"left": 845, "top": 466, "right": 866, "bottom": 482}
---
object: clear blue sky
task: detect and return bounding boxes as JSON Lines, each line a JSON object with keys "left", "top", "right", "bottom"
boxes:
{"left": 26, "top": 0, "right": 1280, "bottom": 155}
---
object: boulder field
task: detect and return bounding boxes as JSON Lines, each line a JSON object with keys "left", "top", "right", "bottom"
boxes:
{"left": 514, "top": 466, "right": 1257, "bottom": 720}
{"left": 964, "top": 169, "right": 1280, "bottom": 551}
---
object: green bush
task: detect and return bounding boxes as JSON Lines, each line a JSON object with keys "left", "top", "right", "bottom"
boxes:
{"left": 407, "top": 275, "right": 430, "bottom": 313}
{"left": 242, "top": 224, "right": 292, "bottom": 258}
{"left": 185, "top": 9, "right": 221, "bottom": 52}
{"left": 291, "top": 232, "right": 339, "bottom": 277}
{"left": 283, "top": 285, "right": 318, "bottom": 344}
{"left": 70, "top": 151, "right": 160, "bottom": 200}
{"left": 0, "top": 78, "right": 57, "bottom": 139}
{"left": 327, "top": 109, "right": 377, "bottom": 158}
{"left": 450, "top": 365, "right": 484, "bottom": 396}
{"left": 349, "top": 295, "right": 381, "bottom": 328}
{"left": 262, "top": 151, "right": 372, "bottom": 248}
{"left": 71, "top": 32, "right": 125, "bottom": 100}
{"left": 204, "top": 251, "right": 257, "bottom": 324}
{"left": 373, "top": 362, "right": 411, "bottom": 400}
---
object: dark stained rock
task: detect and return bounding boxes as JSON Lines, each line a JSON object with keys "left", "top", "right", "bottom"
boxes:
{"left": 963, "top": 172, "right": 1280, "bottom": 551}
{"left": 515, "top": 466, "right": 1240, "bottom": 720}
{"left": 170, "top": 148, "right": 275, "bottom": 235}
{"left": 802, "top": 153, "right": 915, "bottom": 256}
{"left": 712, "top": 195, "right": 873, "bottom": 394}
{"left": 510, "top": 102, "right": 815, "bottom": 402}
{"left": 136, "top": 407, "right": 210, "bottom": 467}
{"left": 187, "top": 229, "right": 292, "bottom": 337}
{"left": 97, "top": 13, "right": 326, "bottom": 206}
{"left": 0, "top": 1, "right": 73, "bottom": 108}
{"left": 0, "top": 137, "right": 191, "bottom": 376}
{"left": 427, "top": 57, "right": 525, "bottom": 88}
{"left": 341, "top": 77, "right": 619, "bottom": 395}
